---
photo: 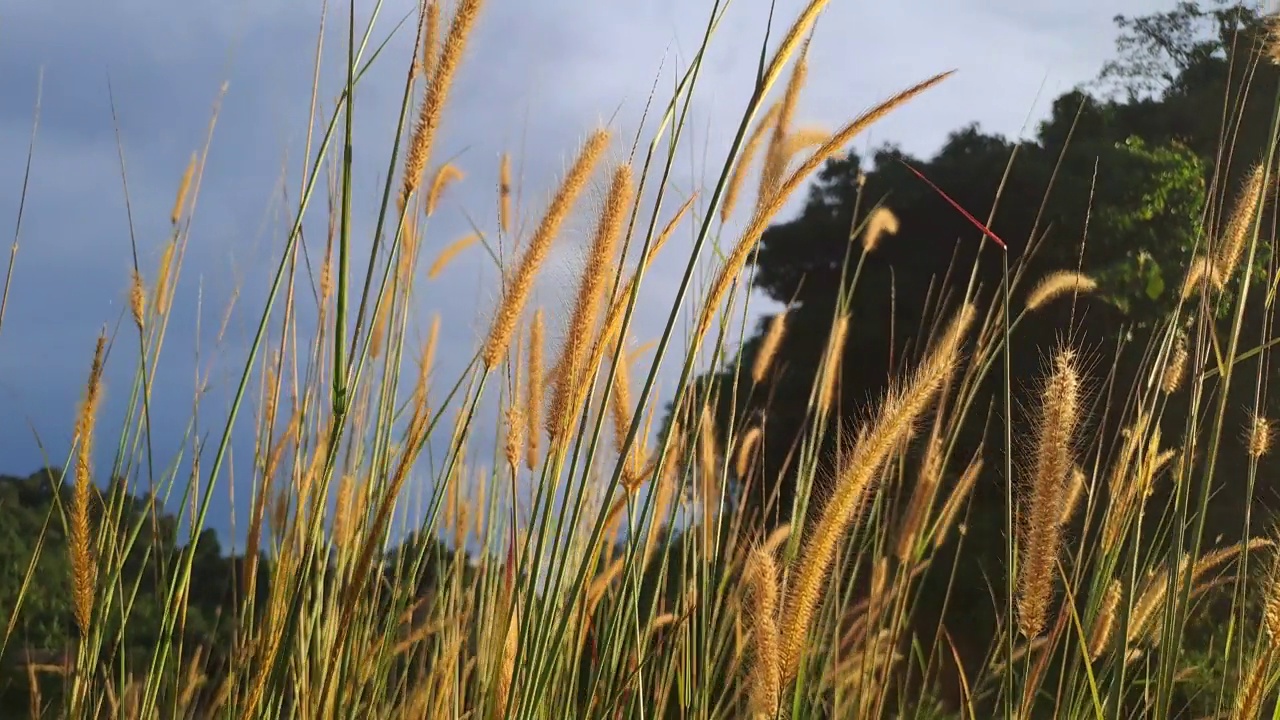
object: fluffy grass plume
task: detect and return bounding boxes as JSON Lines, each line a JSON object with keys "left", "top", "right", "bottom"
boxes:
{"left": 1017, "top": 348, "right": 1081, "bottom": 638}
{"left": 70, "top": 333, "right": 107, "bottom": 636}
{"left": 816, "top": 313, "right": 850, "bottom": 414}
{"left": 760, "top": 41, "right": 809, "bottom": 200}
{"left": 481, "top": 129, "right": 609, "bottom": 368}
{"left": 498, "top": 152, "right": 512, "bottom": 234}
{"left": 547, "top": 163, "right": 633, "bottom": 444}
{"left": 752, "top": 310, "right": 788, "bottom": 384}
{"left": 1162, "top": 336, "right": 1188, "bottom": 394}
{"left": 696, "top": 70, "right": 954, "bottom": 343}
{"left": 525, "top": 308, "right": 545, "bottom": 470}
{"left": 428, "top": 233, "right": 479, "bottom": 279}
{"left": 1025, "top": 271, "right": 1098, "bottom": 311}
{"left": 401, "top": 0, "right": 484, "bottom": 207}
{"left": 862, "top": 206, "right": 899, "bottom": 253}
{"left": 171, "top": 152, "right": 196, "bottom": 226}
{"left": 779, "top": 303, "right": 974, "bottom": 681}
{"left": 1212, "top": 162, "right": 1266, "bottom": 288}
{"left": 722, "top": 102, "right": 780, "bottom": 222}
{"left": 426, "top": 163, "right": 464, "bottom": 216}
{"left": 744, "top": 545, "right": 781, "bottom": 719}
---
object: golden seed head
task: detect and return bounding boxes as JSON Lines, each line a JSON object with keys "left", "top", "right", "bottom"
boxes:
{"left": 779, "top": 303, "right": 974, "bottom": 681}
{"left": 1025, "top": 271, "right": 1098, "bottom": 311}
{"left": 817, "top": 314, "right": 850, "bottom": 414}
{"left": 425, "top": 163, "right": 464, "bottom": 216}
{"left": 1017, "top": 347, "right": 1081, "bottom": 639}
{"left": 171, "top": 153, "right": 197, "bottom": 226}
{"left": 1179, "top": 255, "right": 1215, "bottom": 299}
{"left": 428, "top": 233, "right": 479, "bottom": 280}
{"left": 129, "top": 270, "right": 146, "bottom": 330}
{"left": 482, "top": 129, "right": 610, "bottom": 369}
{"left": 1161, "top": 337, "right": 1188, "bottom": 394}
{"left": 70, "top": 333, "right": 107, "bottom": 636}
{"left": 609, "top": 345, "right": 634, "bottom": 456}
{"left": 1213, "top": 163, "right": 1267, "bottom": 288}
{"left": 1088, "top": 580, "right": 1122, "bottom": 659}
{"left": 744, "top": 545, "right": 781, "bottom": 719}
{"left": 1248, "top": 415, "right": 1272, "bottom": 459}
{"left": 525, "top": 308, "right": 545, "bottom": 471}
{"left": 1265, "top": 546, "right": 1280, "bottom": 647}
{"left": 154, "top": 241, "right": 177, "bottom": 316}
{"left": 499, "top": 152, "right": 513, "bottom": 234}
{"left": 697, "top": 70, "right": 952, "bottom": 345}
{"left": 861, "top": 207, "right": 899, "bottom": 253}
{"left": 400, "top": 0, "right": 484, "bottom": 206}
{"left": 735, "top": 426, "right": 763, "bottom": 480}
{"left": 546, "top": 162, "right": 633, "bottom": 443}
{"left": 752, "top": 311, "right": 788, "bottom": 384}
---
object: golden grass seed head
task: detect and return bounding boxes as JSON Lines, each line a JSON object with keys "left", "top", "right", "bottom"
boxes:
{"left": 735, "top": 426, "right": 763, "bottom": 480}
{"left": 428, "top": 233, "right": 479, "bottom": 279}
{"left": 752, "top": 310, "right": 789, "bottom": 384}
{"left": 1017, "top": 347, "right": 1081, "bottom": 639}
{"left": 1161, "top": 336, "right": 1188, "bottom": 394}
{"left": 816, "top": 313, "right": 850, "bottom": 415}
{"left": 1025, "top": 271, "right": 1098, "bottom": 311}
{"left": 1214, "top": 163, "right": 1267, "bottom": 288}
{"left": 779, "top": 303, "right": 974, "bottom": 680}
{"left": 482, "top": 129, "right": 610, "bottom": 369}
{"left": 425, "top": 163, "right": 464, "bottom": 216}
{"left": 129, "top": 270, "right": 146, "bottom": 331}
{"left": 525, "top": 308, "right": 545, "bottom": 470}
{"left": 1248, "top": 414, "right": 1272, "bottom": 459}
{"left": 861, "top": 206, "right": 899, "bottom": 253}
{"left": 744, "top": 545, "right": 782, "bottom": 719}
{"left": 171, "top": 152, "right": 197, "bottom": 226}
{"left": 70, "top": 333, "right": 107, "bottom": 636}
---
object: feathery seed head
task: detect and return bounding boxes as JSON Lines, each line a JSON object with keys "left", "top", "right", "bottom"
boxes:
{"left": 425, "top": 163, "right": 464, "bottom": 216}
{"left": 1025, "top": 271, "right": 1098, "bottom": 311}
{"left": 779, "top": 303, "right": 973, "bottom": 681}
{"left": 546, "top": 162, "right": 633, "bottom": 443}
{"left": 752, "top": 311, "right": 789, "bottom": 384}
{"left": 1213, "top": 163, "right": 1267, "bottom": 287}
{"left": 129, "top": 270, "right": 146, "bottom": 331}
{"left": 400, "top": 0, "right": 484, "bottom": 207}
{"left": 428, "top": 233, "right": 479, "bottom": 279}
{"left": 499, "top": 152, "right": 513, "bottom": 234}
{"left": 1180, "top": 255, "right": 1216, "bottom": 299}
{"left": 1162, "top": 337, "right": 1188, "bottom": 394}
{"left": 70, "top": 333, "right": 107, "bottom": 636}
{"left": 862, "top": 207, "right": 899, "bottom": 253}
{"left": 1249, "top": 415, "right": 1272, "bottom": 459}
{"left": 482, "top": 129, "right": 610, "bottom": 369}
{"left": 172, "top": 153, "right": 197, "bottom": 226}
{"left": 525, "top": 309, "right": 545, "bottom": 470}
{"left": 744, "top": 545, "right": 781, "bottom": 719}
{"left": 735, "top": 426, "right": 763, "bottom": 480}
{"left": 1016, "top": 347, "right": 1081, "bottom": 638}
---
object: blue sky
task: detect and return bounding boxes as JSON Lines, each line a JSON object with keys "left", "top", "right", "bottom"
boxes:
{"left": 0, "top": 0, "right": 1173, "bottom": 546}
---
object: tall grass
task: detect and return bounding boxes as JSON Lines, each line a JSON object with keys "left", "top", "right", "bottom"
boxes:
{"left": 7, "top": 1, "right": 1280, "bottom": 718}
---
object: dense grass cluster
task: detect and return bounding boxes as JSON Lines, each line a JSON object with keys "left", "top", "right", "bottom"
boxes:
{"left": 7, "top": 0, "right": 1280, "bottom": 718}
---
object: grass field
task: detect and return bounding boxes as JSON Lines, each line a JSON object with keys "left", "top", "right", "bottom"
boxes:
{"left": 5, "top": 0, "right": 1280, "bottom": 718}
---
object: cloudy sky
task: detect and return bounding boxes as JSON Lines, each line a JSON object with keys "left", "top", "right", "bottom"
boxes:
{"left": 0, "top": 0, "right": 1175, "bottom": 544}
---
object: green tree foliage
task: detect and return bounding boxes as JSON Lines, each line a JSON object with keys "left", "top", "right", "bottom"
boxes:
{"left": 0, "top": 469, "right": 240, "bottom": 709}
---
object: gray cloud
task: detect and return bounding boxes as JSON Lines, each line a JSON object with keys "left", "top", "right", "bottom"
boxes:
{"left": 0, "top": 0, "right": 1168, "bottom": 545}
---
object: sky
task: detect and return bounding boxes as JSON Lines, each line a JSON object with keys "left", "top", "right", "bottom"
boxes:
{"left": 0, "top": 0, "right": 1176, "bottom": 546}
